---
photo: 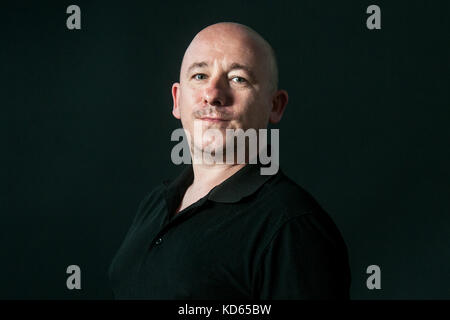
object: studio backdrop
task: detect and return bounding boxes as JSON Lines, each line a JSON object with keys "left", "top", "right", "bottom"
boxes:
{"left": 2, "top": 0, "right": 449, "bottom": 299}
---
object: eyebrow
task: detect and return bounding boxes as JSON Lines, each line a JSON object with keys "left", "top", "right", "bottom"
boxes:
{"left": 229, "top": 63, "right": 256, "bottom": 81}
{"left": 186, "top": 62, "right": 208, "bottom": 75}
{"left": 186, "top": 61, "right": 256, "bottom": 81}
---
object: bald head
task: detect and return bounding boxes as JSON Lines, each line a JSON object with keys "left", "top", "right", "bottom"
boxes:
{"left": 180, "top": 22, "right": 279, "bottom": 93}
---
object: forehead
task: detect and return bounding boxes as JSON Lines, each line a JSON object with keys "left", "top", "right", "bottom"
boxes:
{"left": 181, "top": 33, "right": 266, "bottom": 75}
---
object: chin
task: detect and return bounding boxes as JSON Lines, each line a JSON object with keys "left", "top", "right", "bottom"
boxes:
{"left": 191, "top": 141, "right": 227, "bottom": 163}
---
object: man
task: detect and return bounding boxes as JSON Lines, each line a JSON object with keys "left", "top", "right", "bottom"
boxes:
{"left": 108, "top": 22, "right": 351, "bottom": 299}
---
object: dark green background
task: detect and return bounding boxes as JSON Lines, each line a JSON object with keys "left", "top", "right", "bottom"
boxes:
{"left": 2, "top": 0, "right": 449, "bottom": 299}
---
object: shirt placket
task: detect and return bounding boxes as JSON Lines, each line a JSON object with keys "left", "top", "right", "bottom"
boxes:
{"left": 147, "top": 196, "right": 209, "bottom": 251}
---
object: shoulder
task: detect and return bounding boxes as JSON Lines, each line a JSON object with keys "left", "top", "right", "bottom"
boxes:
{"left": 130, "top": 183, "right": 167, "bottom": 226}
{"left": 257, "top": 171, "right": 350, "bottom": 264}
{"left": 259, "top": 169, "right": 323, "bottom": 220}
{"left": 139, "top": 183, "right": 166, "bottom": 210}
{"left": 255, "top": 169, "right": 347, "bottom": 247}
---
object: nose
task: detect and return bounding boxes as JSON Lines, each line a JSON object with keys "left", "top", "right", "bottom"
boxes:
{"left": 203, "top": 76, "right": 229, "bottom": 107}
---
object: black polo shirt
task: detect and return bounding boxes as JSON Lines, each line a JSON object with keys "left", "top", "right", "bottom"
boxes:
{"left": 108, "top": 162, "right": 351, "bottom": 299}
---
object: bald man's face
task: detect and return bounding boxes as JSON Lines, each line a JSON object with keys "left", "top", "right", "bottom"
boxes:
{"left": 171, "top": 25, "right": 286, "bottom": 157}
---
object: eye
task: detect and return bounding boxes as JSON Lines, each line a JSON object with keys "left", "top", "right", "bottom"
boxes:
{"left": 193, "top": 73, "right": 207, "bottom": 80}
{"left": 231, "top": 76, "right": 247, "bottom": 84}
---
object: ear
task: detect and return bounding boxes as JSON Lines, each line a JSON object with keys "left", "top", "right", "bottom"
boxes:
{"left": 171, "top": 82, "right": 181, "bottom": 119}
{"left": 269, "top": 89, "right": 288, "bottom": 123}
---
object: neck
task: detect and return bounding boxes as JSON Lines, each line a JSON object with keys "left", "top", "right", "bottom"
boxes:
{"left": 191, "top": 162, "right": 246, "bottom": 192}
{"left": 187, "top": 142, "right": 261, "bottom": 193}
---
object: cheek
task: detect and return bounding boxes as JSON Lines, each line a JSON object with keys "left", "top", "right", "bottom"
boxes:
{"left": 184, "top": 86, "right": 203, "bottom": 103}
{"left": 178, "top": 88, "right": 202, "bottom": 135}
{"left": 236, "top": 93, "right": 269, "bottom": 126}
{"left": 179, "top": 88, "right": 199, "bottom": 116}
{"left": 234, "top": 92, "right": 256, "bottom": 112}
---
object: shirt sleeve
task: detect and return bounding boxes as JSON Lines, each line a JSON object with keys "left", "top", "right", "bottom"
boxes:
{"left": 253, "top": 210, "right": 351, "bottom": 300}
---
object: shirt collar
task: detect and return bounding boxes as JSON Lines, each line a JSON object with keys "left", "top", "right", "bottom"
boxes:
{"left": 163, "top": 162, "right": 278, "bottom": 204}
